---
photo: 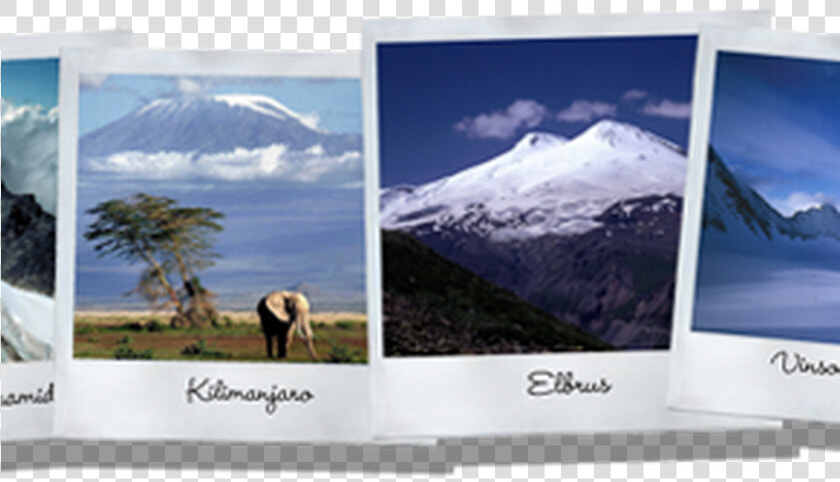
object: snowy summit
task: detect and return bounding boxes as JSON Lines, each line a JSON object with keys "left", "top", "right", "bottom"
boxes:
{"left": 380, "top": 119, "right": 687, "bottom": 241}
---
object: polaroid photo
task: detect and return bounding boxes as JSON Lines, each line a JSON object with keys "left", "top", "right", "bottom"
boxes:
{"left": 54, "top": 49, "right": 374, "bottom": 442}
{"left": 363, "top": 11, "right": 780, "bottom": 439}
{"left": 1, "top": 32, "right": 138, "bottom": 441}
{"left": 669, "top": 26, "right": 840, "bottom": 424}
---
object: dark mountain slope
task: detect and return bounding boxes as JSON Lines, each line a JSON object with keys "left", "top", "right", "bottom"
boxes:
{"left": 413, "top": 194, "right": 681, "bottom": 349}
{"left": 1, "top": 179, "right": 55, "bottom": 296}
{"left": 382, "top": 229, "right": 613, "bottom": 356}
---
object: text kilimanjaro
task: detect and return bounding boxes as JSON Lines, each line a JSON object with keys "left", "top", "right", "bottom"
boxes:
{"left": 185, "top": 377, "right": 314, "bottom": 414}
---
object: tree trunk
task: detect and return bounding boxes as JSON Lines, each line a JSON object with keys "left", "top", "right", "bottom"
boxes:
{"left": 138, "top": 249, "right": 184, "bottom": 317}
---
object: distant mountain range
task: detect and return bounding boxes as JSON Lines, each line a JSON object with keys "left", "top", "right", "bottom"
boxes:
{"left": 80, "top": 94, "right": 361, "bottom": 158}
{"left": 703, "top": 146, "right": 840, "bottom": 245}
{"left": 381, "top": 120, "right": 688, "bottom": 350}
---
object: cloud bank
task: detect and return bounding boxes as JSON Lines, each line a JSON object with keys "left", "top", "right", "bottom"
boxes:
{"left": 640, "top": 99, "right": 692, "bottom": 119}
{"left": 556, "top": 100, "right": 617, "bottom": 123}
{"left": 1, "top": 100, "right": 59, "bottom": 215}
{"left": 453, "top": 99, "right": 548, "bottom": 139}
{"left": 455, "top": 92, "right": 688, "bottom": 140}
{"left": 84, "top": 143, "right": 363, "bottom": 186}
{"left": 621, "top": 89, "right": 649, "bottom": 101}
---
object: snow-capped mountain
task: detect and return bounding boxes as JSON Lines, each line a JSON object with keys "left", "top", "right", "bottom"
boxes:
{"left": 790, "top": 204, "right": 840, "bottom": 241}
{"left": 381, "top": 120, "right": 686, "bottom": 242}
{"left": 80, "top": 94, "right": 360, "bottom": 158}
{"left": 380, "top": 120, "right": 688, "bottom": 349}
{"left": 702, "top": 147, "right": 840, "bottom": 244}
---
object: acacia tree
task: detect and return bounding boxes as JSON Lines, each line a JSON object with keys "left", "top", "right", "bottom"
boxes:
{"left": 84, "top": 193, "right": 224, "bottom": 328}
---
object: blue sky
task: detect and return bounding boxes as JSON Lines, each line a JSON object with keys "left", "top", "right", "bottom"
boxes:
{"left": 377, "top": 36, "right": 697, "bottom": 187}
{"left": 79, "top": 74, "right": 362, "bottom": 135}
{"left": 75, "top": 75, "right": 365, "bottom": 312}
{"left": 709, "top": 52, "right": 840, "bottom": 216}
{"left": 2, "top": 58, "right": 59, "bottom": 108}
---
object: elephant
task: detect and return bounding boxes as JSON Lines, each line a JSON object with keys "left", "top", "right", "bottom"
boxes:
{"left": 257, "top": 291, "right": 318, "bottom": 360}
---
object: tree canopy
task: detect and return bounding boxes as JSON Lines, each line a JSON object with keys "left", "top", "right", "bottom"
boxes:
{"left": 84, "top": 193, "right": 225, "bottom": 327}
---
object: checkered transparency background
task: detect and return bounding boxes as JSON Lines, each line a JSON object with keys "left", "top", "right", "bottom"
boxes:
{"left": 2, "top": 0, "right": 840, "bottom": 481}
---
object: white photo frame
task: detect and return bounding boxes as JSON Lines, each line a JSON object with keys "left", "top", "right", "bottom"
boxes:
{"left": 668, "top": 26, "right": 840, "bottom": 424}
{"left": 55, "top": 49, "right": 375, "bottom": 442}
{"left": 1, "top": 31, "right": 139, "bottom": 441}
{"left": 363, "top": 12, "right": 779, "bottom": 439}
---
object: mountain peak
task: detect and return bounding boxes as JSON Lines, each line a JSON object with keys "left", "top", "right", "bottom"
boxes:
{"left": 575, "top": 119, "right": 683, "bottom": 154}
{"left": 800, "top": 203, "right": 840, "bottom": 216}
{"left": 80, "top": 93, "right": 360, "bottom": 159}
{"left": 212, "top": 94, "right": 322, "bottom": 131}
{"left": 788, "top": 203, "right": 840, "bottom": 241}
{"left": 580, "top": 119, "right": 650, "bottom": 141}
{"left": 790, "top": 202, "right": 840, "bottom": 226}
{"left": 512, "top": 131, "right": 567, "bottom": 151}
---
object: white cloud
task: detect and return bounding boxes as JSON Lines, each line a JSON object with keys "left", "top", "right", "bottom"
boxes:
{"left": 556, "top": 100, "right": 617, "bottom": 123}
{"left": 771, "top": 191, "right": 840, "bottom": 217}
{"left": 177, "top": 77, "right": 204, "bottom": 95}
{"left": 1, "top": 100, "right": 59, "bottom": 215}
{"left": 621, "top": 89, "right": 649, "bottom": 102}
{"left": 85, "top": 144, "right": 363, "bottom": 186}
{"left": 454, "top": 99, "right": 548, "bottom": 139}
{"left": 80, "top": 73, "right": 110, "bottom": 90}
{"left": 640, "top": 99, "right": 692, "bottom": 119}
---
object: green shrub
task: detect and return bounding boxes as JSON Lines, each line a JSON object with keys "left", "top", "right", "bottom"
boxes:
{"left": 75, "top": 325, "right": 95, "bottom": 335}
{"left": 325, "top": 342, "right": 363, "bottom": 364}
{"left": 145, "top": 319, "right": 165, "bottom": 332}
{"left": 116, "top": 335, "right": 132, "bottom": 345}
{"left": 180, "top": 338, "right": 232, "bottom": 359}
{"left": 334, "top": 321, "right": 355, "bottom": 330}
{"left": 113, "top": 346, "right": 154, "bottom": 360}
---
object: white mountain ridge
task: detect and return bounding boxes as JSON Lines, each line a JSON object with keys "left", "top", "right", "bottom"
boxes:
{"left": 137, "top": 94, "right": 323, "bottom": 131}
{"left": 381, "top": 119, "right": 687, "bottom": 241}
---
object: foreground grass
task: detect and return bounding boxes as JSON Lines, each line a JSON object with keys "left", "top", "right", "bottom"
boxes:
{"left": 74, "top": 312, "right": 367, "bottom": 364}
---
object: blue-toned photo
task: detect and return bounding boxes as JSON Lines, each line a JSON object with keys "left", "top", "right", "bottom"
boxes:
{"left": 1, "top": 58, "right": 60, "bottom": 362}
{"left": 693, "top": 52, "right": 840, "bottom": 345}
{"left": 377, "top": 36, "right": 698, "bottom": 356}
{"left": 74, "top": 74, "right": 367, "bottom": 363}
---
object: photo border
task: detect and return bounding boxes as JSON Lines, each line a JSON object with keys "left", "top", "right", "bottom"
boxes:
{"left": 55, "top": 49, "right": 376, "bottom": 442}
{"left": 1, "top": 31, "right": 138, "bottom": 442}
{"left": 668, "top": 25, "right": 840, "bottom": 425}
{"left": 363, "top": 12, "right": 778, "bottom": 439}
